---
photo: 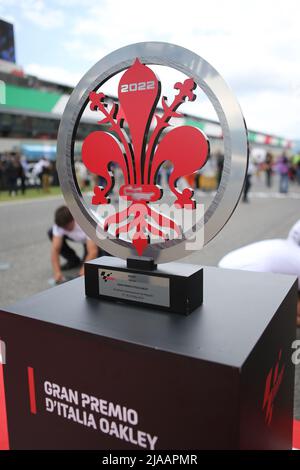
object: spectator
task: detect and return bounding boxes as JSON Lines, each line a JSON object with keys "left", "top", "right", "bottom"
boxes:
{"left": 6, "top": 155, "right": 19, "bottom": 196}
{"left": 0, "top": 157, "right": 3, "bottom": 192}
{"left": 216, "top": 151, "right": 224, "bottom": 187}
{"left": 20, "top": 155, "right": 28, "bottom": 194}
{"left": 219, "top": 219, "right": 300, "bottom": 325}
{"left": 242, "top": 159, "right": 255, "bottom": 203}
{"left": 277, "top": 153, "right": 289, "bottom": 194}
{"left": 48, "top": 205, "right": 99, "bottom": 284}
{"left": 33, "top": 157, "right": 49, "bottom": 190}
{"left": 41, "top": 158, "right": 51, "bottom": 193}
{"left": 293, "top": 153, "right": 300, "bottom": 185}
{"left": 51, "top": 161, "right": 60, "bottom": 187}
{"left": 264, "top": 152, "right": 273, "bottom": 188}
{"left": 75, "top": 160, "right": 88, "bottom": 190}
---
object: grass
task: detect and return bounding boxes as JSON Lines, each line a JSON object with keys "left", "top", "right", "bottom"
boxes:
{"left": 0, "top": 186, "right": 63, "bottom": 202}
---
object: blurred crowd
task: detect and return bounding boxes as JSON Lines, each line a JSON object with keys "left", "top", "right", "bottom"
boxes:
{"left": 173, "top": 149, "right": 300, "bottom": 201}
{"left": 242, "top": 150, "right": 300, "bottom": 202}
{"left": 0, "top": 152, "right": 59, "bottom": 196}
{"left": 1, "top": 149, "right": 300, "bottom": 199}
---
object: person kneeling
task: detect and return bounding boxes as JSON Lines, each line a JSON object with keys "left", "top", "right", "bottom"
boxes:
{"left": 48, "top": 205, "right": 99, "bottom": 284}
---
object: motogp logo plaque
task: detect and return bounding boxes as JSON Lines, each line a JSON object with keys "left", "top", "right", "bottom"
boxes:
{"left": 57, "top": 42, "right": 248, "bottom": 314}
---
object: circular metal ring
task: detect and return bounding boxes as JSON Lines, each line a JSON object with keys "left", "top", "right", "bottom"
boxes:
{"left": 57, "top": 42, "right": 248, "bottom": 263}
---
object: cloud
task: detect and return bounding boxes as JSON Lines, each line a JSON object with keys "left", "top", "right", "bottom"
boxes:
{"left": 3, "top": 0, "right": 300, "bottom": 138}
{"left": 20, "top": 0, "right": 64, "bottom": 29}
{"left": 25, "top": 63, "right": 81, "bottom": 86}
{"left": 63, "top": 39, "right": 107, "bottom": 65}
{"left": 60, "top": 0, "right": 300, "bottom": 138}
{"left": 240, "top": 90, "right": 300, "bottom": 138}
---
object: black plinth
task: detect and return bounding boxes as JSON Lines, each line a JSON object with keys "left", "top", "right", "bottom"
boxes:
{"left": 84, "top": 256, "right": 203, "bottom": 314}
{"left": 0, "top": 267, "right": 297, "bottom": 450}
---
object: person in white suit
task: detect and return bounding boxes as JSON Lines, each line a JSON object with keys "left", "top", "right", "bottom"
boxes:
{"left": 219, "top": 219, "right": 300, "bottom": 325}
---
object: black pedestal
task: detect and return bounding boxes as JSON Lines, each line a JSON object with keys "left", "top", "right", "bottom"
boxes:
{"left": 0, "top": 267, "right": 297, "bottom": 449}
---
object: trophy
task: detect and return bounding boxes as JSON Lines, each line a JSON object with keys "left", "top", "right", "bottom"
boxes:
{"left": 57, "top": 42, "right": 248, "bottom": 314}
{"left": 0, "top": 44, "right": 296, "bottom": 452}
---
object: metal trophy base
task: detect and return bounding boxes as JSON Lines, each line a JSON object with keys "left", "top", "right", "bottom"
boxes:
{"left": 84, "top": 256, "right": 203, "bottom": 315}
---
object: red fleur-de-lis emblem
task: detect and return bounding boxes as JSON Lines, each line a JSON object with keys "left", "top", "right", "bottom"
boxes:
{"left": 82, "top": 58, "right": 209, "bottom": 255}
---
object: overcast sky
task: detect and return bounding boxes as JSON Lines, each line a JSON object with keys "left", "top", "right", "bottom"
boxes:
{"left": 0, "top": 0, "right": 300, "bottom": 139}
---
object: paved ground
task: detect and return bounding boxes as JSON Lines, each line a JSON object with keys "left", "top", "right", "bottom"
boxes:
{"left": 0, "top": 174, "right": 300, "bottom": 418}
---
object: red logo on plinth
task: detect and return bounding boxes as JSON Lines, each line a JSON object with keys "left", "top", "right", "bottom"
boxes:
{"left": 262, "top": 349, "right": 285, "bottom": 426}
